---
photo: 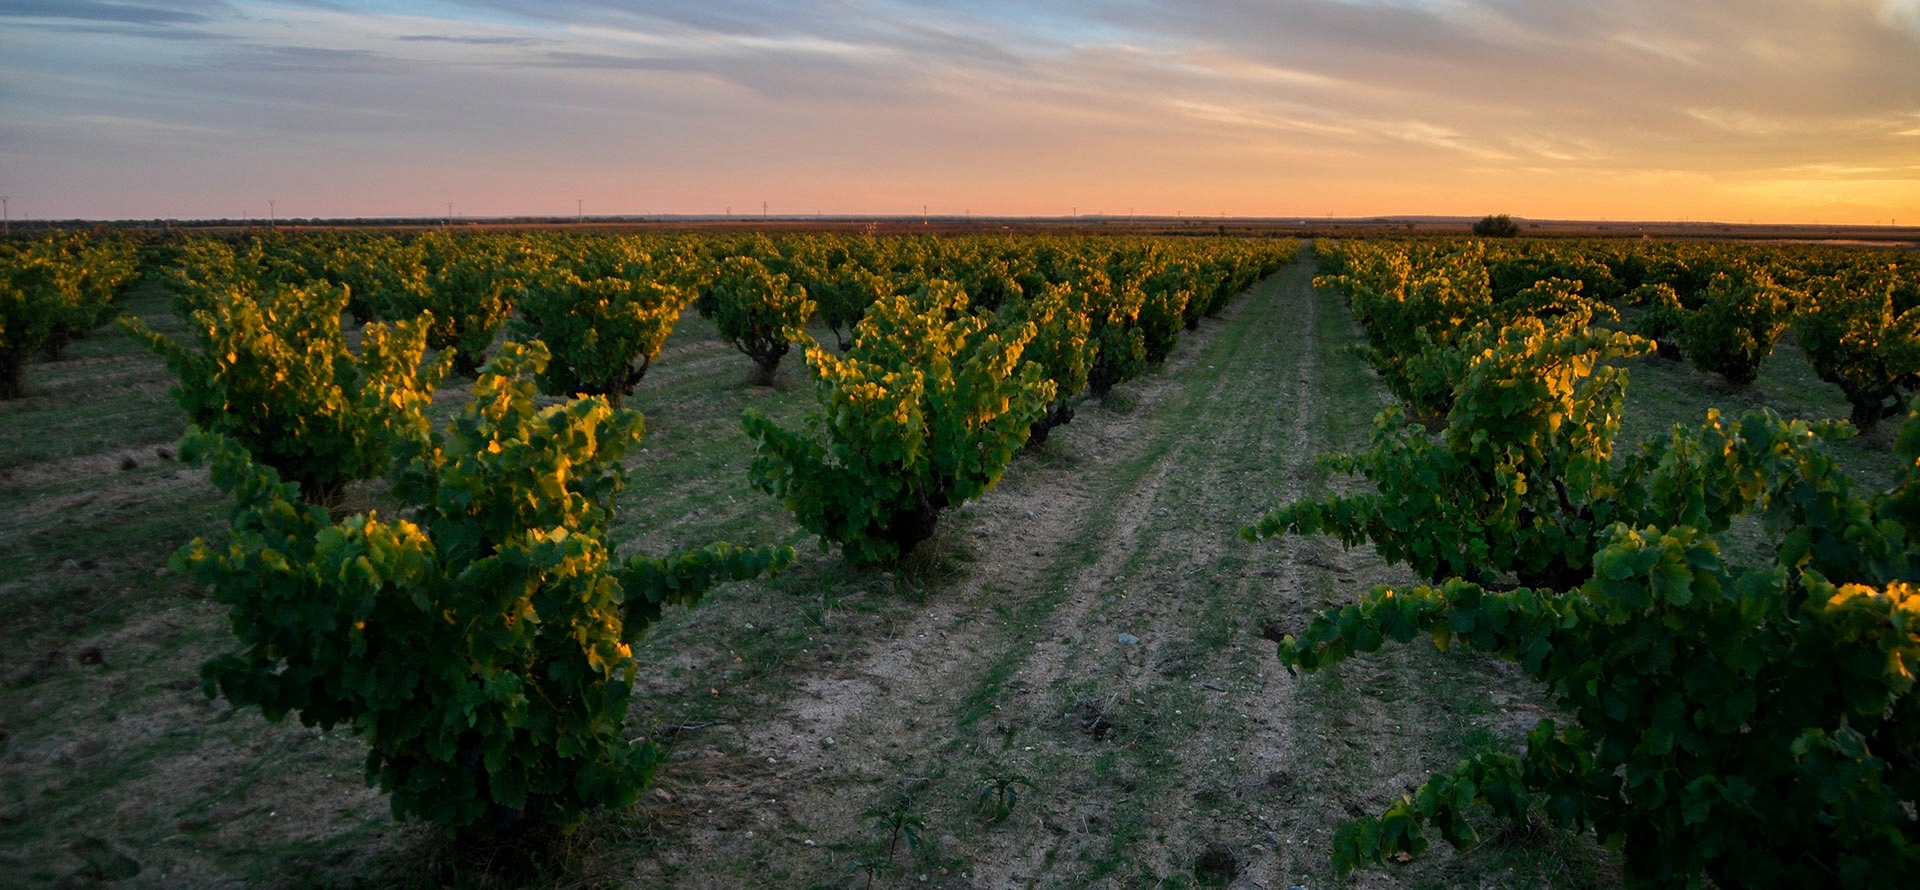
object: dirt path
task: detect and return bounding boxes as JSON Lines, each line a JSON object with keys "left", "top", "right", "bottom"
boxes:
{"left": 606, "top": 244, "right": 1531, "bottom": 890}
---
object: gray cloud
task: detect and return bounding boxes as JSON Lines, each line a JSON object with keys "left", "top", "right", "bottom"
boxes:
{"left": 393, "top": 34, "right": 547, "bottom": 46}
{"left": 209, "top": 43, "right": 408, "bottom": 75}
{"left": 534, "top": 51, "right": 705, "bottom": 72}
{"left": 0, "top": 0, "right": 219, "bottom": 25}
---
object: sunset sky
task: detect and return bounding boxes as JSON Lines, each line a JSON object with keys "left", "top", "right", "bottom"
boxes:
{"left": 3, "top": 0, "right": 1918, "bottom": 224}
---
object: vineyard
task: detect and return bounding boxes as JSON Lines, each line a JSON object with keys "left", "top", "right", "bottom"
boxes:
{"left": 0, "top": 229, "right": 1916, "bottom": 888}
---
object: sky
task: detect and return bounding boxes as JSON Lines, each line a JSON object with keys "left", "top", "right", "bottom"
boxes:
{"left": 2, "top": 0, "right": 1918, "bottom": 224}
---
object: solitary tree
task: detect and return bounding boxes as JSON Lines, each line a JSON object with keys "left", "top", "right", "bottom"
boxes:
{"left": 1472, "top": 214, "right": 1522, "bottom": 238}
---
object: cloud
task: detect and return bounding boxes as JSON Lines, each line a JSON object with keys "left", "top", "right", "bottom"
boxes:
{"left": 393, "top": 34, "right": 546, "bottom": 47}
{"left": 533, "top": 51, "right": 703, "bottom": 72}
{"left": 5, "top": 0, "right": 1919, "bottom": 221}
{"left": 203, "top": 43, "right": 408, "bottom": 75}
{"left": 1165, "top": 99, "right": 1360, "bottom": 137}
{"left": 0, "top": 0, "right": 216, "bottom": 25}
{"left": 1882, "top": 0, "right": 1920, "bottom": 30}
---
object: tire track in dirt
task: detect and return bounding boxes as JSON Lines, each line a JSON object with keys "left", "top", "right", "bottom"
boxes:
{"left": 952, "top": 245, "right": 1344, "bottom": 889}
{"left": 669, "top": 294, "right": 1263, "bottom": 885}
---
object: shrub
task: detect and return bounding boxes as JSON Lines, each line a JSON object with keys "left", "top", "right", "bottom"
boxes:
{"left": 1678, "top": 268, "right": 1792, "bottom": 387}
{"left": 1267, "top": 408, "right": 1920, "bottom": 887}
{"left": 413, "top": 233, "right": 535, "bottom": 376}
{"left": 1001, "top": 282, "right": 1092, "bottom": 446}
{"left": 743, "top": 281, "right": 1054, "bottom": 563}
{"left": 510, "top": 264, "right": 690, "bottom": 406}
{"left": 301, "top": 233, "right": 432, "bottom": 325}
{"left": 1079, "top": 265, "right": 1147, "bottom": 398}
{"left": 1629, "top": 283, "right": 1687, "bottom": 361}
{"left": 1246, "top": 312, "right": 1654, "bottom": 590}
{"left": 186, "top": 342, "right": 793, "bottom": 835}
{"left": 701, "top": 256, "right": 816, "bottom": 385}
{"left": 0, "top": 234, "right": 140, "bottom": 396}
{"left": 1794, "top": 271, "right": 1920, "bottom": 432}
{"left": 124, "top": 281, "right": 446, "bottom": 506}
{"left": 1138, "top": 263, "right": 1193, "bottom": 366}
{"left": 811, "top": 266, "right": 892, "bottom": 351}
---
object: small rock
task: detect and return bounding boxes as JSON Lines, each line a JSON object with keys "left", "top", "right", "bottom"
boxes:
{"left": 156, "top": 446, "right": 175, "bottom": 461}
{"left": 119, "top": 455, "right": 139, "bottom": 471}
{"left": 61, "top": 559, "right": 78, "bottom": 570}
{"left": 1117, "top": 633, "right": 1140, "bottom": 645}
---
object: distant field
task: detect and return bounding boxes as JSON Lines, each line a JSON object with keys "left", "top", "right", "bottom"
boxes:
{"left": 13, "top": 216, "right": 1918, "bottom": 248}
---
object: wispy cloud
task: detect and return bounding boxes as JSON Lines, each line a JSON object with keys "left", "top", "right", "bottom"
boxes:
{"left": 3, "top": 0, "right": 1917, "bottom": 221}
{"left": 0, "top": 0, "right": 218, "bottom": 25}
{"left": 1881, "top": 0, "right": 1920, "bottom": 30}
{"left": 392, "top": 33, "right": 545, "bottom": 46}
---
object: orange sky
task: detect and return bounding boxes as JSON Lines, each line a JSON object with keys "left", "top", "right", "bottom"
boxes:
{"left": 3, "top": 1, "right": 1917, "bottom": 224}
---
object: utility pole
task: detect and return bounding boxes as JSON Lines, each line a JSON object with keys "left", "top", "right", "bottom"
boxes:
{"left": 1, "top": 196, "right": 8, "bottom": 235}
{"left": 268, "top": 199, "right": 276, "bottom": 228}
{"left": 577, "top": 199, "right": 583, "bottom": 223}
{"left": 762, "top": 201, "right": 768, "bottom": 219}
{"left": 446, "top": 202, "right": 453, "bottom": 228}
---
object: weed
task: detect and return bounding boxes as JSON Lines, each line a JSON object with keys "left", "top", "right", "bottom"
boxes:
{"left": 974, "top": 766, "right": 1036, "bottom": 823}
{"left": 849, "top": 793, "right": 925, "bottom": 889}
{"left": 801, "top": 584, "right": 843, "bottom": 630}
